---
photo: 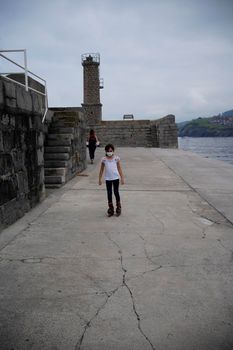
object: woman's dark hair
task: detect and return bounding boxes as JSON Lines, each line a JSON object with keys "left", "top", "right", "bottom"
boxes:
{"left": 89, "top": 129, "right": 95, "bottom": 136}
{"left": 105, "top": 144, "right": 115, "bottom": 152}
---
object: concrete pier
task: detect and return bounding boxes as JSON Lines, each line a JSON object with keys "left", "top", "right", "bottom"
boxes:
{"left": 0, "top": 148, "right": 233, "bottom": 350}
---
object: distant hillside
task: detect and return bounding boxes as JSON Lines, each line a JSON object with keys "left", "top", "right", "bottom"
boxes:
{"left": 222, "top": 109, "right": 233, "bottom": 117}
{"left": 177, "top": 114, "right": 233, "bottom": 137}
{"left": 177, "top": 121, "right": 189, "bottom": 128}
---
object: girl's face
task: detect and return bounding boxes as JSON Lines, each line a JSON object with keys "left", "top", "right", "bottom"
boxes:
{"left": 106, "top": 148, "right": 114, "bottom": 157}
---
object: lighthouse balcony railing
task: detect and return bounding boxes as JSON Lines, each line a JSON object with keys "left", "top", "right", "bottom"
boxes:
{"left": 81, "top": 53, "right": 100, "bottom": 63}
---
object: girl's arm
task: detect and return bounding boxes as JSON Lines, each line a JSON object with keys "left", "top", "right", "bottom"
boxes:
{"left": 99, "top": 163, "right": 105, "bottom": 185}
{"left": 117, "top": 161, "right": 124, "bottom": 185}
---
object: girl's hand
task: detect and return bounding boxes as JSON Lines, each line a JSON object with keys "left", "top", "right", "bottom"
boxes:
{"left": 99, "top": 179, "right": 102, "bottom": 185}
{"left": 121, "top": 178, "right": 124, "bottom": 185}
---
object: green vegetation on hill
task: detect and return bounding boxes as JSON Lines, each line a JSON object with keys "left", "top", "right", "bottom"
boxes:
{"left": 177, "top": 116, "right": 233, "bottom": 137}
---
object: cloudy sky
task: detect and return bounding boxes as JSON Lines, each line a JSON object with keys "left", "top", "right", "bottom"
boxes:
{"left": 1, "top": 0, "right": 233, "bottom": 122}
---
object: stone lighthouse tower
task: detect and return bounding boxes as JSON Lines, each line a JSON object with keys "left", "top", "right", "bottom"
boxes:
{"left": 81, "top": 53, "right": 103, "bottom": 125}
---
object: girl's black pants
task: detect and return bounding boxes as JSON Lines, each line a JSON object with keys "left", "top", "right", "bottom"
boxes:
{"left": 106, "top": 179, "right": 120, "bottom": 203}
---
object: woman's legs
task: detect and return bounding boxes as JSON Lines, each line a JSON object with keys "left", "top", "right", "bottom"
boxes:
{"left": 89, "top": 146, "right": 96, "bottom": 161}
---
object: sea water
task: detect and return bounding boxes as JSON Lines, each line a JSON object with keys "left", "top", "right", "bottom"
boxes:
{"left": 178, "top": 137, "right": 233, "bottom": 165}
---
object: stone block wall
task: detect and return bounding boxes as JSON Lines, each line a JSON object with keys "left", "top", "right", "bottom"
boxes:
{"left": 0, "top": 77, "right": 46, "bottom": 230}
{"left": 87, "top": 115, "right": 177, "bottom": 148}
{"left": 151, "top": 115, "right": 178, "bottom": 148}
{"left": 82, "top": 103, "right": 102, "bottom": 125}
{"left": 90, "top": 120, "right": 152, "bottom": 147}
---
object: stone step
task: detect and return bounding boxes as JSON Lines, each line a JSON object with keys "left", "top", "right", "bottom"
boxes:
{"left": 51, "top": 121, "right": 76, "bottom": 128}
{"left": 45, "top": 175, "right": 65, "bottom": 184}
{"left": 45, "top": 139, "right": 72, "bottom": 146}
{"left": 45, "top": 146, "right": 71, "bottom": 153}
{"left": 44, "top": 153, "right": 70, "bottom": 160}
{"left": 52, "top": 115, "right": 78, "bottom": 123}
{"left": 47, "top": 134, "right": 74, "bottom": 141}
{"left": 45, "top": 160, "right": 69, "bottom": 168}
{"left": 45, "top": 183, "right": 63, "bottom": 189}
{"left": 45, "top": 168, "right": 67, "bottom": 176}
{"left": 49, "top": 127, "right": 75, "bottom": 134}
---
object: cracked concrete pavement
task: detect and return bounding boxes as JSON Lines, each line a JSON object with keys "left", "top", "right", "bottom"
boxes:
{"left": 0, "top": 147, "right": 233, "bottom": 350}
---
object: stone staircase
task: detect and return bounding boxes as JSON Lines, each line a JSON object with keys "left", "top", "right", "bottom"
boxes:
{"left": 145, "top": 126, "right": 153, "bottom": 147}
{"left": 150, "top": 123, "right": 159, "bottom": 147}
{"left": 44, "top": 111, "right": 85, "bottom": 188}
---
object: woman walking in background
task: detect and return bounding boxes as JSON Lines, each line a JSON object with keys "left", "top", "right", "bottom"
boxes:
{"left": 87, "top": 129, "right": 99, "bottom": 164}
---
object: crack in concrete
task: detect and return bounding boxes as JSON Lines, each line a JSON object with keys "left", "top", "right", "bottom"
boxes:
{"left": 75, "top": 286, "right": 120, "bottom": 350}
{"left": 148, "top": 210, "right": 165, "bottom": 235}
{"left": 83, "top": 272, "right": 118, "bottom": 298}
{"left": 1, "top": 291, "right": 115, "bottom": 301}
{"left": 74, "top": 232, "right": 126, "bottom": 349}
{"left": 137, "top": 233, "right": 163, "bottom": 267}
{"left": 104, "top": 232, "right": 156, "bottom": 350}
{"left": 126, "top": 266, "right": 163, "bottom": 283}
{"left": 0, "top": 255, "right": 120, "bottom": 263}
{"left": 0, "top": 256, "right": 56, "bottom": 263}
{"left": 120, "top": 256, "right": 156, "bottom": 350}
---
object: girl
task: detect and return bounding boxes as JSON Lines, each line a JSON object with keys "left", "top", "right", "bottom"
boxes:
{"left": 99, "top": 144, "right": 124, "bottom": 216}
{"left": 87, "top": 129, "right": 99, "bottom": 164}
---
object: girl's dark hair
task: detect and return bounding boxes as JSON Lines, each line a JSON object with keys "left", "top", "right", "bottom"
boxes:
{"left": 89, "top": 129, "right": 95, "bottom": 136}
{"left": 105, "top": 143, "right": 115, "bottom": 152}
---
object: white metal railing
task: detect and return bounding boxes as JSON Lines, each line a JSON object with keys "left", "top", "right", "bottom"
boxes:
{"left": 81, "top": 53, "right": 100, "bottom": 64}
{"left": 0, "top": 49, "right": 48, "bottom": 123}
{"left": 99, "top": 78, "right": 104, "bottom": 89}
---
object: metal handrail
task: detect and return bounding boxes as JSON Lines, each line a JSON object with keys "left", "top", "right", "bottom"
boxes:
{"left": 0, "top": 49, "right": 48, "bottom": 123}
